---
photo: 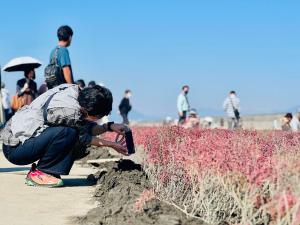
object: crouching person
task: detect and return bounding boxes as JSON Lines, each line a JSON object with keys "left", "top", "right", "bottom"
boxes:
{"left": 0, "top": 84, "right": 129, "bottom": 188}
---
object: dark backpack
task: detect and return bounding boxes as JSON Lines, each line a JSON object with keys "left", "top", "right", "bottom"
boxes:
{"left": 230, "top": 98, "right": 240, "bottom": 120}
{"left": 44, "top": 47, "right": 64, "bottom": 89}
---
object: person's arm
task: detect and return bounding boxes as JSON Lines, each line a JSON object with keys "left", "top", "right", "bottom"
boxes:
{"left": 119, "top": 98, "right": 125, "bottom": 111}
{"left": 17, "top": 81, "right": 29, "bottom": 96}
{"left": 128, "top": 99, "right": 132, "bottom": 112}
{"left": 92, "top": 123, "right": 129, "bottom": 136}
{"left": 59, "top": 48, "right": 74, "bottom": 84}
{"left": 62, "top": 66, "right": 74, "bottom": 84}
{"left": 91, "top": 137, "right": 128, "bottom": 155}
{"left": 177, "top": 95, "right": 183, "bottom": 115}
{"left": 91, "top": 124, "right": 108, "bottom": 136}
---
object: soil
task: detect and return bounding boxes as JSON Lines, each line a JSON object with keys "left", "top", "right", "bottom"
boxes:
{"left": 81, "top": 146, "right": 116, "bottom": 164}
{"left": 78, "top": 148, "right": 207, "bottom": 225}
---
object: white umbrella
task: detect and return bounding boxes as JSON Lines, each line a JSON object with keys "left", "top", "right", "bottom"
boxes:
{"left": 3, "top": 56, "right": 42, "bottom": 72}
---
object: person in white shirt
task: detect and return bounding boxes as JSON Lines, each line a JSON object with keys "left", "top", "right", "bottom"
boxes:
{"left": 1, "top": 82, "right": 12, "bottom": 122}
{"left": 177, "top": 85, "right": 190, "bottom": 124}
{"left": 223, "top": 90, "right": 241, "bottom": 130}
{"left": 290, "top": 111, "right": 300, "bottom": 132}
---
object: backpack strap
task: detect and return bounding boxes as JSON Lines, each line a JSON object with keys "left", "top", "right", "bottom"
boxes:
{"left": 230, "top": 98, "right": 236, "bottom": 110}
{"left": 50, "top": 47, "right": 60, "bottom": 65}
{"left": 43, "top": 87, "right": 68, "bottom": 123}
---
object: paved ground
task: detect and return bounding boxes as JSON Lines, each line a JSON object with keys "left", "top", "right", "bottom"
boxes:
{"left": 0, "top": 153, "right": 98, "bottom": 225}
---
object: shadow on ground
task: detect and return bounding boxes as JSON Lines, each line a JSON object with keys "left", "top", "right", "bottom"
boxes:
{"left": 63, "top": 178, "right": 95, "bottom": 187}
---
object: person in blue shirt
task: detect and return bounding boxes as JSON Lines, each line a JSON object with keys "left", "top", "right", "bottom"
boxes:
{"left": 49, "top": 25, "right": 74, "bottom": 86}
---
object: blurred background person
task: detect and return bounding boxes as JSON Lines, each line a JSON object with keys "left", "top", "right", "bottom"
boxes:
{"left": 223, "top": 90, "right": 240, "bottom": 130}
{"left": 177, "top": 85, "right": 190, "bottom": 125}
{"left": 1, "top": 82, "right": 12, "bottom": 122}
{"left": 290, "top": 111, "right": 300, "bottom": 132}
{"left": 76, "top": 79, "right": 86, "bottom": 90}
{"left": 88, "top": 80, "right": 96, "bottom": 88}
{"left": 184, "top": 108, "right": 200, "bottom": 128}
{"left": 282, "top": 113, "right": 293, "bottom": 131}
{"left": 202, "top": 116, "right": 215, "bottom": 128}
{"left": 38, "top": 82, "right": 48, "bottom": 96}
{"left": 17, "top": 69, "right": 38, "bottom": 100}
{"left": 119, "top": 90, "right": 132, "bottom": 125}
{"left": 12, "top": 69, "right": 37, "bottom": 112}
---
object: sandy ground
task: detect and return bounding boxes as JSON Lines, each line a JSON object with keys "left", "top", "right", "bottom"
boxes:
{"left": 0, "top": 151, "right": 98, "bottom": 225}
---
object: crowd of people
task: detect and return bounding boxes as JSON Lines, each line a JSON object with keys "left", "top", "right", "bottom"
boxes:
{"left": 176, "top": 85, "right": 300, "bottom": 132}
{"left": 0, "top": 25, "right": 134, "bottom": 188}
{"left": 176, "top": 85, "right": 241, "bottom": 130}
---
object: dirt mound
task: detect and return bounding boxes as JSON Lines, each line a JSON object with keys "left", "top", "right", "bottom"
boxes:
{"left": 80, "top": 146, "right": 116, "bottom": 165}
{"left": 78, "top": 159, "right": 206, "bottom": 225}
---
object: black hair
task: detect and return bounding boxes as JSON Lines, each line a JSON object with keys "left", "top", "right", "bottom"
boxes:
{"left": 285, "top": 113, "right": 293, "bottom": 119}
{"left": 182, "top": 85, "right": 189, "bottom": 90}
{"left": 125, "top": 89, "right": 131, "bottom": 94}
{"left": 76, "top": 79, "right": 86, "bottom": 89}
{"left": 78, "top": 85, "right": 113, "bottom": 117}
{"left": 57, "top": 25, "right": 73, "bottom": 41}
{"left": 88, "top": 81, "right": 96, "bottom": 88}
{"left": 24, "top": 69, "right": 36, "bottom": 80}
{"left": 230, "top": 90, "right": 236, "bottom": 95}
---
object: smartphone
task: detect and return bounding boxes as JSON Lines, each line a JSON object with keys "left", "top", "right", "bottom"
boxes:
{"left": 115, "top": 130, "right": 136, "bottom": 155}
{"left": 125, "top": 130, "right": 135, "bottom": 155}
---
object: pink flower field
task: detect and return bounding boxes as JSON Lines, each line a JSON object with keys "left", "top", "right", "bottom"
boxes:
{"left": 129, "top": 127, "right": 300, "bottom": 225}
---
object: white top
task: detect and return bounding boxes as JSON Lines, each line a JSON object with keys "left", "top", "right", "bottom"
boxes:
{"left": 1, "top": 88, "right": 11, "bottom": 109}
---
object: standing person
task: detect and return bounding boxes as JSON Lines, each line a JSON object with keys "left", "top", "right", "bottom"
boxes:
{"left": 177, "top": 85, "right": 190, "bottom": 124}
{"left": 46, "top": 25, "right": 74, "bottom": 89}
{"left": 119, "top": 90, "right": 132, "bottom": 125}
{"left": 223, "top": 90, "right": 240, "bottom": 130}
{"left": 0, "top": 84, "right": 130, "bottom": 187}
{"left": 1, "top": 82, "right": 12, "bottom": 122}
{"left": 12, "top": 69, "right": 38, "bottom": 112}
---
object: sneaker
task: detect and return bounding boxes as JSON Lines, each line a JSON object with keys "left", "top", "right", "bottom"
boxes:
{"left": 25, "top": 164, "right": 64, "bottom": 188}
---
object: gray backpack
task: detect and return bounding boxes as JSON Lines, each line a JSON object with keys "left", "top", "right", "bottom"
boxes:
{"left": 44, "top": 47, "right": 64, "bottom": 89}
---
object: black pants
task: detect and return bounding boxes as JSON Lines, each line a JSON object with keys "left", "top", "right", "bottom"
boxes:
{"left": 3, "top": 126, "right": 83, "bottom": 176}
{"left": 121, "top": 112, "right": 129, "bottom": 125}
{"left": 179, "top": 111, "right": 187, "bottom": 124}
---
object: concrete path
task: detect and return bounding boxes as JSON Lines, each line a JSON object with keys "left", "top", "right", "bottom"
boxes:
{"left": 0, "top": 153, "right": 98, "bottom": 225}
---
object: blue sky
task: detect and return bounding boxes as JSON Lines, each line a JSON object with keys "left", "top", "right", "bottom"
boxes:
{"left": 0, "top": 1, "right": 299, "bottom": 119}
